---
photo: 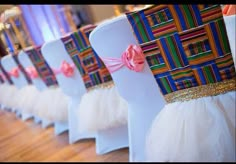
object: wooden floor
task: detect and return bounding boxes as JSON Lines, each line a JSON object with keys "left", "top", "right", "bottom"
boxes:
{"left": 0, "top": 109, "right": 129, "bottom": 162}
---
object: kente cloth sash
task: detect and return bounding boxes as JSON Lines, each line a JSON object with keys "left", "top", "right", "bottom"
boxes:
{"left": 0, "top": 63, "right": 13, "bottom": 84}
{"left": 12, "top": 54, "right": 32, "bottom": 84}
{"left": 61, "top": 25, "right": 114, "bottom": 91}
{"left": 125, "top": 5, "right": 236, "bottom": 103}
{"left": 25, "top": 46, "right": 58, "bottom": 87}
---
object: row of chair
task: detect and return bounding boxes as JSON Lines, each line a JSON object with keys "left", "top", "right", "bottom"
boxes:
{"left": 0, "top": 25, "right": 129, "bottom": 156}
{"left": 0, "top": 5, "right": 235, "bottom": 162}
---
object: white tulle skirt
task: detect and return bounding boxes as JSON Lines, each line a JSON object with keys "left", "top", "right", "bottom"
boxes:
{"left": 146, "top": 91, "right": 236, "bottom": 162}
{"left": 17, "top": 85, "right": 42, "bottom": 114}
{"left": 0, "top": 83, "right": 18, "bottom": 109}
{"left": 33, "top": 87, "right": 69, "bottom": 123}
{"left": 77, "top": 86, "right": 128, "bottom": 132}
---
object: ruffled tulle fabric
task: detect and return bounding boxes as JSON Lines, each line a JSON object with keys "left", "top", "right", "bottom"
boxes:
{"left": 17, "top": 85, "right": 42, "bottom": 114}
{"left": 33, "top": 87, "right": 69, "bottom": 123}
{"left": 146, "top": 91, "right": 236, "bottom": 162}
{"left": 0, "top": 84, "right": 18, "bottom": 109}
{"left": 0, "top": 83, "right": 11, "bottom": 108}
{"left": 77, "top": 86, "right": 128, "bottom": 132}
{"left": 10, "top": 85, "right": 29, "bottom": 112}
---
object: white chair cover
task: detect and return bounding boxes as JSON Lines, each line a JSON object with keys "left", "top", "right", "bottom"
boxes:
{"left": 41, "top": 38, "right": 129, "bottom": 154}
{"left": 1, "top": 54, "right": 34, "bottom": 121}
{"left": 41, "top": 39, "right": 95, "bottom": 143}
{"left": 89, "top": 15, "right": 166, "bottom": 161}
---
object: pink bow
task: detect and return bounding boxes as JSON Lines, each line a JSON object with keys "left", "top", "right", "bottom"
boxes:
{"left": 9, "top": 67, "right": 19, "bottom": 78}
{"left": 26, "top": 66, "right": 39, "bottom": 79}
{"left": 53, "top": 60, "right": 75, "bottom": 77}
{"left": 102, "top": 44, "right": 145, "bottom": 73}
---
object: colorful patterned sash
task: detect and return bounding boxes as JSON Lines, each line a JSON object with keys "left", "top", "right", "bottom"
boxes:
{"left": 25, "top": 46, "right": 58, "bottom": 87}
{"left": 12, "top": 54, "right": 32, "bottom": 84}
{"left": 0, "top": 63, "right": 13, "bottom": 85}
{"left": 61, "top": 25, "right": 113, "bottom": 91}
{"left": 126, "top": 5, "right": 236, "bottom": 103}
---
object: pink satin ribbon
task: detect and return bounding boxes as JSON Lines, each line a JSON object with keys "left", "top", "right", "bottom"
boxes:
{"left": 53, "top": 60, "right": 75, "bottom": 77}
{"left": 101, "top": 44, "right": 145, "bottom": 73}
{"left": 8, "top": 67, "right": 19, "bottom": 78}
{"left": 25, "top": 66, "right": 39, "bottom": 79}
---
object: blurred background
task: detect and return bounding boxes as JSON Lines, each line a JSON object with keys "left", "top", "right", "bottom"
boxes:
{"left": 0, "top": 4, "right": 149, "bottom": 57}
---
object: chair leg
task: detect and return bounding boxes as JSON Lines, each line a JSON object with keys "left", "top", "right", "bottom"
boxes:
{"left": 54, "top": 121, "right": 68, "bottom": 135}
{"left": 21, "top": 112, "right": 33, "bottom": 121}
{"left": 15, "top": 110, "right": 21, "bottom": 118}
{"left": 95, "top": 124, "right": 129, "bottom": 155}
{"left": 33, "top": 115, "right": 41, "bottom": 124}
{"left": 127, "top": 103, "right": 163, "bottom": 162}
{"left": 41, "top": 119, "right": 53, "bottom": 129}
{"left": 68, "top": 97, "right": 96, "bottom": 144}
{"left": 0, "top": 104, "right": 4, "bottom": 110}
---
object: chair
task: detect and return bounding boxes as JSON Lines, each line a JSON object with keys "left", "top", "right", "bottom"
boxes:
{"left": 22, "top": 46, "right": 69, "bottom": 135}
{"left": 89, "top": 15, "right": 166, "bottom": 161}
{"left": 223, "top": 15, "right": 236, "bottom": 66}
{"left": 1, "top": 54, "right": 36, "bottom": 121}
{"left": 41, "top": 25, "right": 129, "bottom": 154}
{"left": 0, "top": 63, "right": 18, "bottom": 112}
{"left": 18, "top": 48, "right": 49, "bottom": 124}
{"left": 41, "top": 37, "right": 95, "bottom": 144}
{"left": 91, "top": 5, "right": 235, "bottom": 162}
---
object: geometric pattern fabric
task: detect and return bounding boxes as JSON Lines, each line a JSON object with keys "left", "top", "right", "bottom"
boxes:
{"left": 61, "top": 25, "right": 113, "bottom": 90}
{"left": 26, "top": 46, "right": 58, "bottom": 87}
{"left": 126, "top": 5, "right": 235, "bottom": 95}
{"left": 12, "top": 54, "right": 32, "bottom": 84}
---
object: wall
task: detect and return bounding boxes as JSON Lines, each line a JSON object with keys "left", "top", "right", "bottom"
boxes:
{"left": 86, "top": 5, "right": 116, "bottom": 24}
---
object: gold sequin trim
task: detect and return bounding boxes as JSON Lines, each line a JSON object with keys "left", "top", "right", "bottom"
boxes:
{"left": 164, "top": 78, "right": 236, "bottom": 103}
{"left": 87, "top": 81, "right": 115, "bottom": 92}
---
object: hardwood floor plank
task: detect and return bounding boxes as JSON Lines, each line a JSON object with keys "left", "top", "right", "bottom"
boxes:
{"left": 0, "top": 110, "right": 129, "bottom": 162}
